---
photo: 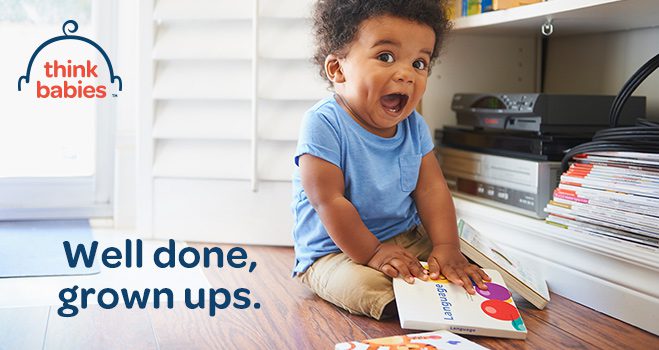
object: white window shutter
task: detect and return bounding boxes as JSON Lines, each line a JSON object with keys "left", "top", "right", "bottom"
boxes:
{"left": 139, "top": 0, "right": 323, "bottom": 245}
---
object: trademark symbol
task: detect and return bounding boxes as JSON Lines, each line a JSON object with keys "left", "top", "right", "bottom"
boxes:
{"left": 112, "top": 93, "right": 118, "bottom": 97}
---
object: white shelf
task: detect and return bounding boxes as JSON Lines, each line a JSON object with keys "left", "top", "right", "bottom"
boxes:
{"left": 453, "top": 0, "right": 659, "bottom": 36}
{"left": 454, "top": 197, "right": 658, "bottom": 268}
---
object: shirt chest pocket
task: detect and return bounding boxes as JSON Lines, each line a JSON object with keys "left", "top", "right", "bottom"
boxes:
{"left": 399, "top": 154, "right": 422, "bottom": 192}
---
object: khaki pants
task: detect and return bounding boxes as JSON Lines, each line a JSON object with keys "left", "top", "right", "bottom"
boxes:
{"left": 297, "top": 225, "right": 432, "bottom": 320}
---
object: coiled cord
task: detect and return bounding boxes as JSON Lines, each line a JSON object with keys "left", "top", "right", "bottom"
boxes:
{"left": 561, "top": 53, "right": 659, "bottom": 171}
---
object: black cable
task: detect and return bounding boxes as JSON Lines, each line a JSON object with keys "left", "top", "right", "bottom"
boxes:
{"left": 609, "top": 53, "right": 659, "bottom": 127}
{"left": 561, "top": 53, "right": 659, "bottom": 172}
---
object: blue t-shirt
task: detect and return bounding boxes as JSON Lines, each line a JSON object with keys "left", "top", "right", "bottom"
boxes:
{"left": 291, "top": 95, "right": 435, "bottom": 275}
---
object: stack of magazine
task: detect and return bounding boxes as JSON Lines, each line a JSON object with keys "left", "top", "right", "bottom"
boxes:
{"left": 544, "top": 151, "right": 659, "bottom": 250}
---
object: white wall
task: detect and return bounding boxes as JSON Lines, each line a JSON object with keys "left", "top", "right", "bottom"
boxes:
{"left": 544, "top": 26, "right": 659, "bottom": 120}
{"left": 423, "top": 34, "right": 538, "bottom": 132}
{"left": 424, "top": 26, "right": 659, "bottom": 132}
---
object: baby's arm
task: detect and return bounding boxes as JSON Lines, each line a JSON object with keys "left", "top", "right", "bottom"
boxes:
{"left": 412, "top": 151, "right": 490, "bottom": 294}
{"left": 299, "top": 154, "right": 426, "bottom": 283}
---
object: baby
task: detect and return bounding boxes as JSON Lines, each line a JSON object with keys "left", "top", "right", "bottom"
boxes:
{"left": 292, "top": 0, "right": 490, "bottom": 320}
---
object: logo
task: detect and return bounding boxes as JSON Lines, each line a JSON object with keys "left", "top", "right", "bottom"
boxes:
{"left": 18, "top": 19, "right": 122, "bottom": 98}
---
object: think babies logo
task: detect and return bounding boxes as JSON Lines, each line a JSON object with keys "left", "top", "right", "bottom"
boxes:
{"left": 17, "top": 19, "right": 122, "bottom": 98}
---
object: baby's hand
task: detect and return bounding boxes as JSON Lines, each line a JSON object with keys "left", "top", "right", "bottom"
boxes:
{"left": 428, "top": 244, "right": 491, "bottom": 294}
{"left": 367, "top": 243, "right": 427, "bottom": 284}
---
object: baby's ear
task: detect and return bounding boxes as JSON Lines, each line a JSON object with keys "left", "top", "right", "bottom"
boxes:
{"left": 324, "top": 54, "right": 345, "bottom": 84}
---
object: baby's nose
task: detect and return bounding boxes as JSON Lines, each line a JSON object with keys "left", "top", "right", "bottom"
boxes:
{"left": 393, "top": 65, "right": 414, "bottom": 84}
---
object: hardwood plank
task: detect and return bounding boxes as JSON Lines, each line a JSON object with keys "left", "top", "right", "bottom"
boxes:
{"left": 342, "top": 302, "right": 595, "bottom": 349}
{"left": 173, "top": 244, "right": 657, "bottom": 350}
{"left": 44, "top": 305, "right": 156, "bottom": 349}
{"left": 148, "top": 301, "right": 274, "bottom": 350}
{"left": 0, "top": 306, "right": 49, "bottom": 350}
{"left": 510, "top": 311, "right": 592, "bottom": 350}
{"left": 517, "top": 292, "right": 659, "bottom": 349}
{"left": 149, "top": 243, "right": 369, "bottom": 349}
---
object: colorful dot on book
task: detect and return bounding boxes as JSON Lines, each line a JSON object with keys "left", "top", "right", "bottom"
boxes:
{"left": 475, "top": 282, "right": 511, "bottom": 301}
{"left": 481, "top": 299, "right": 520, "bottom": 321}
{"left": 447, "top": 340, "right": 461, "bottom": 345}
{"left": 512, "top": 316, "right": 526, "bottom": 331}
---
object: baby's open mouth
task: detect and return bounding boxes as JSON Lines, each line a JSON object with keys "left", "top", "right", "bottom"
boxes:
{"left": 381, "top": 93, "right": 409, "bottom": 114}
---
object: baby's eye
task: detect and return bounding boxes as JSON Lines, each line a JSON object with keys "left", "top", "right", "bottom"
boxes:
{"left": 377, "top": 53, "right": 394, "bottom": 63}
{"left": 413, "top": 59, "right": 427, "bottom": 70}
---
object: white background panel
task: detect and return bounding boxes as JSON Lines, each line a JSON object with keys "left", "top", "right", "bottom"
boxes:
{"left": 259, "top": 0, "right": 313, "bottom": 19}
{"left": 154, "top": 21, "right": 252, "bottom": 60}
{"left": 153, "top": 178, "right": 294, "bottom": 245}
{"left": 154, "top": 0, "right": 252, "bottom": 21}
{"left": 258, "top": 140, "right": 297, "bottom": 181}
{"left": 259, "top": 18, "right": 313, "bottom": 59}
{"left": 258, "top": 100, "right": 313, "bottom": 140}
{"left": 259, "top": 59, "right": 327, "bottom": 100}
{"left": 153, "top": 100, "right": 251, "bottom": 140}
{"left": 154, "top": 60, "right": 252, "bottom": 99}
{"left": 153, "top": 139, "right": 251, "bottom": 179}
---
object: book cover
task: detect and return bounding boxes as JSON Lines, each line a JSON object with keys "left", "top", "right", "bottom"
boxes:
{"left": 335, "top": 330, "right": 490, "bottom": 350}
{"left": 393, "top": 267, "right": 527, "bottom": 339}
{"left": 492, "top": 0, "right": 543, "bottom": 10}
{"left": 466, "top": 0, "right": 480, "bottom": 16}
{"left": 457, "top": 220, "right": 550, "bottom": 309}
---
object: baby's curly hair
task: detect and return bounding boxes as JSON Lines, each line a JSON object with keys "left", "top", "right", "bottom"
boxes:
{"left": 312, "top": 0, "right": 451, "bottom": 84}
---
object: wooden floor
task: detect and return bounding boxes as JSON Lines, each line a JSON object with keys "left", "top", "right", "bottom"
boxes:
{"left": 1, "top": 244, "right": 657, "bottom": 349}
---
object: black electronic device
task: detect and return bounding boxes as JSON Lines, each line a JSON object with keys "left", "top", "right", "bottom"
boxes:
{"left": 436, "top": 126, "right": 591, "bottom": 161}
{"left": 451, "top": 93, "right": 646, "bottom": 133}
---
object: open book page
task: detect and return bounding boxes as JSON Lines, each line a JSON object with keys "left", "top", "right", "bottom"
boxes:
{"left": 458, "top": 219, "right": 550, "bottom": 302}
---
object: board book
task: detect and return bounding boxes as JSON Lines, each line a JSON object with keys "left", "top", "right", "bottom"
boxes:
{"left": 457, "top": 219, "right": 550, "bottom": 309}
{"left": 393, "top": 267, "right": 527, "bottom": 339}
{"left": 335, "top": 330, "right": 490, "bottom": 350}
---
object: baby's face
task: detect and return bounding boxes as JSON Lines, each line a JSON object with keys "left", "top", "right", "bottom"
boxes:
{"left": 334, "top": 15, "right": 435, "bottom": 138}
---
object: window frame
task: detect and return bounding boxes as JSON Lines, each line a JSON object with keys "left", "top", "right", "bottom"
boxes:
{"left": 0, "top": 0, "right": 116, "bottom": 220}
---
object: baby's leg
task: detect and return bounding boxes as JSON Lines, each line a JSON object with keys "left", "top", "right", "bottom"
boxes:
{"left": 298, "top": 251, "right": 395, "bottom": 320}
{"left": 297, "top": 226, "right": 432, "bottom": 320}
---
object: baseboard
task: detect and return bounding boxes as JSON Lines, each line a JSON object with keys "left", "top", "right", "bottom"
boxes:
{"left": 503, "top": 243, "right": 659, "bottom": 335}
{"left": 453, "top": 197, "right": 659, "bottom": 335}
